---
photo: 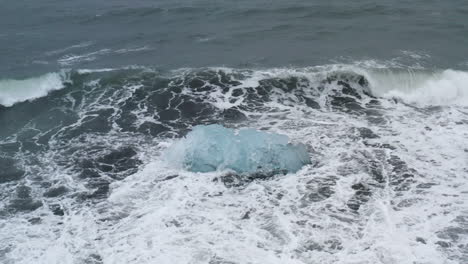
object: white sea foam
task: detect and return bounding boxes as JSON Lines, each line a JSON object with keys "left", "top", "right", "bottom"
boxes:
{"left": 400, "top": 50, "right": 431, "bottom": 60}
{"left": 1, "top": 65, "right": 466, "bottom": 110}
{"left": 229, "top": 65, "right": 468, "bottom": 107}
{"left": 0, "top": 72, "right": 68, "bottom": 107}
{"left": 1, "top": 64, "right": 467, "bottom": 263}
{"left": 76, "top": 68, "right": 117, "bottom": 74}
{"left": 57, "top": 46, "right": 151, "bottom": 66}
{"left": 176, "top": 65, "right": 468, "bottom": 109}
{"left": 115, "top": 46, "right": 151, "bottom": 54}
{"left": 96, "top": 91, "right": 466, "bottom": 264}
{"left": 57, "top": 49, "right": 112, "bottom": 66}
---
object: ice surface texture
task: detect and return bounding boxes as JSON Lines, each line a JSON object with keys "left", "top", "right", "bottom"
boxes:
{"left": 166, "top": 125, "right": 311, "bottom": 174}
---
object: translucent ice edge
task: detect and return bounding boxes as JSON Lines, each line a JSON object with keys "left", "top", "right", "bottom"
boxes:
{"left": 165, "top": 124, "right": 311, "bottom": 174}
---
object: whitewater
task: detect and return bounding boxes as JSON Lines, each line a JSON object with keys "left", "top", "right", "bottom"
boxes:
{"left": 2, "top": 64, "right": 468, "bottom": 108}
{"left": 0, "top": 62, "right": 467, "bottom": 264}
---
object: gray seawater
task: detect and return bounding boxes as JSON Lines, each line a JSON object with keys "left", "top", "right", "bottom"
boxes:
{"left": 2, "top": 0, "right": 468, "bottom": 77}
{"left": 1, "top": 1, "right": 468, "bottom": 264}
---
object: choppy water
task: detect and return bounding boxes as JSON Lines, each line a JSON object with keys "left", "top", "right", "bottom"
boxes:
{"left": 1, "top": 1, "right": 468, "bottom": 264}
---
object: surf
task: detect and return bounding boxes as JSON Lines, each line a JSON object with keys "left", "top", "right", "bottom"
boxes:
{"left": 0, "top": 71, "right": 70, "bottom": 107}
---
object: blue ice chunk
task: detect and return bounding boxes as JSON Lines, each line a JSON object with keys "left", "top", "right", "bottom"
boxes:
{"left": 166, "top": 124, "right": 310, "bottom": 173}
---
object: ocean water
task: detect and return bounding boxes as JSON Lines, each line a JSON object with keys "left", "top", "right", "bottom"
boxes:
{"left": 1, "top": 1, "right": 468, "bottom": 263}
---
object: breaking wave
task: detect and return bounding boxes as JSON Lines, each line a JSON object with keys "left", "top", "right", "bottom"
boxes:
{"left": 1, "top": 65, "right": 467, "bottom": 108}
{"left": 0, "top": 72, "right": 69, "bottom": 107}
{"left": 365, "top": 68, "right": 468, "bottom": 106}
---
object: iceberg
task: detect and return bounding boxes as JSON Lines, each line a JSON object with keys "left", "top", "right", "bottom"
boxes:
{"left": 166, "top": 124, "right": 310, "bottom": 174}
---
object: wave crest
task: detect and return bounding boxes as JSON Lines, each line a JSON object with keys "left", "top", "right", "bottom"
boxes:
{"left": 1, "top": 65, "right": 467, "bottom": 108}
{"left": 0, "top": 72, "right": 69, "bottom": 107}
{"left": 368, "top": 69, "right": 468, "bottom": 106}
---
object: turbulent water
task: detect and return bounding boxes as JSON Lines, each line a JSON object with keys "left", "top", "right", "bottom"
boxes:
{"left": 1, "top": 1, "right": 468, "bottom": 264}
